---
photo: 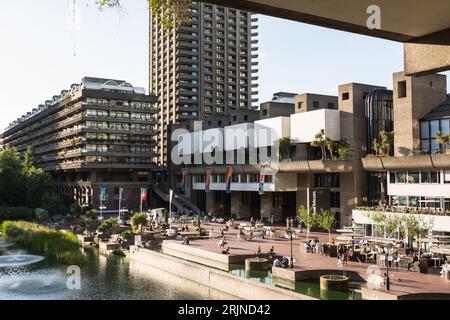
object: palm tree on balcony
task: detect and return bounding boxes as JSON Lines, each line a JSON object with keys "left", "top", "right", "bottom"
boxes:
{"left": 436, "top": 131, "right": 450, "bottom": 154}
{"left": 311, "top": 129, "right": 327, "bottom": 160}
{"left": 325, "top": 138, "right": 336, "bottom": 160}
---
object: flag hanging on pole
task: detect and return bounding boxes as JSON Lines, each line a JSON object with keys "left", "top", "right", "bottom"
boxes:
{"left": 140, "top": 187, "right": 148, "bottom": 202}
{"left": 258, "top": 168, "right": 266, "bottom": 195}
{"left": 225, "top": 166, "right": 233, "bottom": 194}
{"left": 180, "top": 168, "right": 187, "bottom": 194}
{"left": 100, "top": 186, "right": 107, "bottom": 201}
{"left": 119, "top": 187, "right": 124, "bottom": 203}
{"left": 205, "top": 168, "right": 212, "bottom": 193}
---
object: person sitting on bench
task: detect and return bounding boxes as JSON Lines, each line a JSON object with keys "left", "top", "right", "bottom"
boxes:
{"left": 280, "top": 257, "right": 289, "bottom": 268}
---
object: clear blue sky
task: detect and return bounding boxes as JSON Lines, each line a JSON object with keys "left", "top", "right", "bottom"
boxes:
{"left": 1, "top": 0, "right": 448, "bottom": 131}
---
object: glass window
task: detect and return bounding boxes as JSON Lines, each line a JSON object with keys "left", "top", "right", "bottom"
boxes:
{"left": 409, "top": 196, "right": 419, "bottom": 207}
{"left": 421, "top": 139, "right": 430, "bottom": 153}
{"left": 389, "top": 172, "right": 396, "bottom": 184}
{"left": 430, "top": 120, "right": 440, "bottom": 139}
{"left": 398, "top": 196, "right": 408, "bottom": 206}
{"left": 395, "top": 171, "right": 406, "bottom": 183}
{"left": 441, "top": 119, "right": 450, "bottom": 135}
{"left": 444, "top": 171, "right": 450, "bottom": 184}
{"left": 431, "top": 171, "right": 440, "bottom": 183}
{"left": 421, "top": 121, "right": 430, "bottom": 139}
{"left": 407, "top": 172, "right": 420, "bottom": 183}
{"left": 431, "top": 139, "right": 439, "bottom": 153}
{"left": 421, "top": 172, "right": 431, "bottom": 183}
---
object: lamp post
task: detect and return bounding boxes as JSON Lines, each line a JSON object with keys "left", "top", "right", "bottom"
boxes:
{"left": 384, "top": 246, "right": 391, "bottom": 290}
{"left": 287, "top": 218, "right": 294, "bottom": 268}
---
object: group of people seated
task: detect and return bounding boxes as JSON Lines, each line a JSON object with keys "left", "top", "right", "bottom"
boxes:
{"left": 273, "top": 256, "right": 292, "bottom": 268}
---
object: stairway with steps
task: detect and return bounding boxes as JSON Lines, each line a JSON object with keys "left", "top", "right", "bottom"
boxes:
{"left": 151, "top": 184, "right": 201, "bottom": 215}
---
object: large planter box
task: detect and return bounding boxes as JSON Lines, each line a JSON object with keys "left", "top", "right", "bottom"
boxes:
{"left": 419, "top": 259, "right": 429, "bottom": 274}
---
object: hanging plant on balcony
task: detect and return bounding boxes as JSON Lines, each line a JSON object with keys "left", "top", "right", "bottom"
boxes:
{"left": 97, "top": 0, "right": 192, "bottom": 31}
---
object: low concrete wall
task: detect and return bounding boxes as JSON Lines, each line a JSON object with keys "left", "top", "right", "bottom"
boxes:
{"left": 272, "top": 267, "right": 366, "bottom": 282}
{"left": 128, "top": 246, "right": 316, "bottom": 300}
{"left": 162, "top": 241, "right": 274, "bottom": 271}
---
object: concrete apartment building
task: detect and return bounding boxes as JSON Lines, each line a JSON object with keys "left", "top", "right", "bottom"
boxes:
{"left": 0, "top": 77, "right": 158, "bottom": 211}
{"left": 150, "top": 0, "right": 259, "bottom": 169}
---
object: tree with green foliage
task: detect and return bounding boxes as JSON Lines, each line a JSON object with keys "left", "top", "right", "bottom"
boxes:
{"left": 23, "top": 145, "right": 37, "bottom": 174}
{"left": 373, "top": 131, "right": 394, "bottom": 156}
{"left": 70, "top": 203, "right": 83, "bottom": 217}
{"left": 315, "top": 209, "right": 336, "bottom": 244}
{"left": 402, "top": 215, "right": 433, "bottom": 250}
{"left": 297, "top": 205, "right": 316, "bottom": 241}
{"left": 0, "top": 145, "right": 25, "bottom": 206}
{"left": 336, "top": 139, "right": 352, "bottom": 160}
{"left": 278, "top": 137, "right": 292, "bottom": 161}
{"left": 41, "top": 193, "right": 66, "bottom": 216}
{"left": 34, "top": 208, "right": 49, "bottom": 221}
{"left": 98, "top": 0, "right": 192, "bottom": 31}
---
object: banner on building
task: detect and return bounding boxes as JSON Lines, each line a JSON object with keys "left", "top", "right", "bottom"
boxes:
{"left": 205, "top": 168, "right": 212, "bottom": 193}
{"left": 225, "top": 166, "right": 233, "bottom": 194}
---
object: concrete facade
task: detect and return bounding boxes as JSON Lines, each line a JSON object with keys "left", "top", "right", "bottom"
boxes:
{"left": 392, "top": 71, "right": 447, "bottom": 156}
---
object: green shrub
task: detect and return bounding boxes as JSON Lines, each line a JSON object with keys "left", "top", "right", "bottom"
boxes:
{"left": 0, "top": 207, "right": 34, "bottom": 222}
{"left": 41, "top": 193, "right": 66, "bottom": 216}
{"left": 96, "top": 217, "right": 119, "bottom": 233}
{"left": 121, "top": 230, "right": 133, "bottom": 240}
{"left": 34, "top": 208, "right": 49, "bottom": 221}
{"left": 88, "top": 209, "right": 99, "bottom": 220}
{"left": 131, "top": 213, "right": 147, "bottom": 232}
{"left": 69, "top": 203, "right": 83, "bottom": 217}
{"left": 1, "top": 220, "right": 85, "bottom": 264}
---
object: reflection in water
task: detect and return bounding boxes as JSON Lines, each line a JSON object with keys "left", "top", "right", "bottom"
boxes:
{"left": 0, "top": 241, "right": 14, "bottom": 249}
{"left": 229, "top": 264, "right": 363, "bottom": 300}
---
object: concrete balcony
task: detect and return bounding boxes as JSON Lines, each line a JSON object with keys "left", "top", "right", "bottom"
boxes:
{"left": 353, "top": 208, "right": 450, "bottom": 233}
{"left": 362, "top": 154, "right": 450, "bottom": 171}
{"left": 278, "top": 160, "right": 353, "bottom": 173}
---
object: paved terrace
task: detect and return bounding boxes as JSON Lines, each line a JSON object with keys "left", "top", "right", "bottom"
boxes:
{"left": 170, "top": 223, "right": 450, "bottom": 299}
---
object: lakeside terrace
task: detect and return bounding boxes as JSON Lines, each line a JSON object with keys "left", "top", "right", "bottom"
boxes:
{"left": 159, "top": 223, "right": 450, "bottom": 300}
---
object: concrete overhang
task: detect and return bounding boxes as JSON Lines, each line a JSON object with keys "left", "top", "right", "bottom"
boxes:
{"left": 204, "top": 0, "right": 450, "bottom": 75}
{"left": 362, "top": 154, "right": 450, "bottom": 171}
